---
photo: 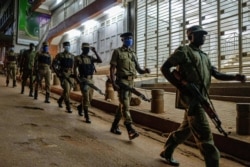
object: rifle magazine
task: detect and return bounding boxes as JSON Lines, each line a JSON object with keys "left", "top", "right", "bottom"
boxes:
{"left": 175, "top": 89, "right": 186, "bottom": 109}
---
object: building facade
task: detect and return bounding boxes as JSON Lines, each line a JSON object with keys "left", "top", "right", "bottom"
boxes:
{"left": 0, "top": 0, "right": 249, "bottom": 80}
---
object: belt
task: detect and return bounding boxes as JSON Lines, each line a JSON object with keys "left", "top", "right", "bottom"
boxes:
{"left": 39, "top": 63, "right": 50, "bottom": 66}
{"left": 8, "top": 61, "right": 16, "bottom": 64}
{"left": 63, "top": 68, "right": 72, "bottom": 72}
{"left": 121, "top": 75, "right": 134, "bottom": 81}
{"left": 81, "top": 75, "right": 93, "bottom": 79}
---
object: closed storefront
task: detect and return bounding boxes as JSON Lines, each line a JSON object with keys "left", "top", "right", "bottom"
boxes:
{"left": 135, "top": 0, "right": 250, "bottom": 78}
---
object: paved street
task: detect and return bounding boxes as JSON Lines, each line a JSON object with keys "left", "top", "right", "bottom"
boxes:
{"left": 0, "top": 75, "right": 247, "bottom": 167}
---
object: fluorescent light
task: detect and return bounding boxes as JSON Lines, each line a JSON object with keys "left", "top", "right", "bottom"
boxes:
{"left": 104, "top": 5, "right": 124, "bottom": 16}
{"left": 65, "top": 29, "right": 81, "bottom": 38}
{"left": 56, "top": 0, "right": 63, "bottom": 5}
{"left": 81, "top": 20, "right": 98, "bottom": 28}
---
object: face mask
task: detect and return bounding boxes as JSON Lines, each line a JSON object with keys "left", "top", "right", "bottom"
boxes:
{"left": 10, "top": 47, "right": 14, "bottom": 51}
{"left": 124, "top": 39, "right": 133, "bottom": 47}
{"left": 43, "top": 46, "right": 49, "bottom": 52}
{"left": 82, "top": 47, "right": 90, "bottom": 54}
{"left": 64, "top": 46, "right": 70, "bottom": 52}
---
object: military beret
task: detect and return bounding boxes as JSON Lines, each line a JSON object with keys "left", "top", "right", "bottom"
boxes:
{"left": 63, "top": 41, "right": 70, "bottom": 46}
{"left": 42, "top": 41, "right": 49, "bottom": 46}
{"left": 120, "top": 32, "right": 133, "bottom": 38}
{"left": 186, "top": 25, "right": 208, "bottom": 37}
{"left": 82, "top": 42, "right": 90, "bottom": 48}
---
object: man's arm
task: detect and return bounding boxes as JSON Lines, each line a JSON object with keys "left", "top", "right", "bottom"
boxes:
{"left": 34, "top": 53, "right": 39, "bottom": 70}
{"left": 134, "top": 59, "right": 150, "bottom": 74}
{"left": 52, "top": 54, "right": 61, "bottom": 77}
{"left": 19, "top": 51, "right": 25, "bottom": 73}
{"left": 161, "top": 60, "right": 184, "bottom": 90}
{"left": 3, "top": 52, "right": 8, "bottom": 68}
{"left": 73, "top": 57, "right": 78, "bottom": 77}
{"left": 133, "top": 53, "right": 150, "bottom": 74}
{"left": 91, "top": 47, "right": 102, "bottom": 63}
{"left": 110, "top": 64, "right": 119, "bottom": 91}
{"left": 15, "top": 53, "right": 19, "bottom": 65}
{"left": 211, "top": 66, "right": 246, "bottom": 83}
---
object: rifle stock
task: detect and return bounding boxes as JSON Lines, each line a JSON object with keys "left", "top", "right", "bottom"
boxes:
{"left": 189, "top": 83, "right": 228, "bottom": 137}
{"left": 52, "top": 62, "right": 74, "bottom": 86}
{"left": 75, "top": 76, "right": 105, "bottom": 96}
{"left": 172, "top": 70, "right": 229, "bottom": 137}
{"left": 120, "top": 83, "right": 151, "bottom": 102}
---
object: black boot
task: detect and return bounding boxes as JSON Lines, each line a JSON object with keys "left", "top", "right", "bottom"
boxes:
{"left": 21, "top": 85, "right": 24, "bottom": 94}
{"left": 34, "top": 90, "right": 38, "bottom": 100}
{"left": 65, "top": 101, "right": 72, "bottom": 113}
{"left": 29, "top": 90, "right": 33, "bottom": 97}
{"left": 6, "top": 80, "right": 9, "bottom": 87}
{"left": 84, "top": 107, "right": 91, "bottom": 123}
{"left": 125, "top": 123, "right": 139, "bottom": 140}
{"left": 77, "top": 104, "right": 83, "bottom": 116}
{"left": 110, "top": 118, "right": 122, "bottom": 135}
{"left": 13, "top": 80, "right": 16, "bottom": 87}
{"left": 57, "top": 97, "right": 63, "bottom": 108}
{"left": 160, "top": 134, "right": 180, "bottom": 166}
{"left": 45, "top": 93, "right": 50, "bottom": 103}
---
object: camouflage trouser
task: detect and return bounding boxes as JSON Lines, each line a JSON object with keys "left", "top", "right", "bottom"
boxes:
{"left": 34, "top": 67, "right": 51, "bottom": 94}
{"left": 60, "top": 77, "right": 73, "bottom": 105}
{"left": 114, "top": 79, "right": 134, "bottom": 124}
{"left": 79, "top": 78, "right": 94, "bottom": 108}
{"left": 6, "top": 63, "right": 17, "bottom": 82}
{"left": 165, "top": 105, "right": 220, "bottom": 167}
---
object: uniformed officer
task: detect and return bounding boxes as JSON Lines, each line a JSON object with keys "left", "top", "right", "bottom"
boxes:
{"left": 160, "top": 25, "right": 246, "bottom": 167}
{"left": 52, "top": 41, "right": 74, "bottom": 113}
{"left": 20, "top": 43, "right": 36, "bottom": 96}
{"left": 34, "top": 41, "right": 52, "bottom": 103}
{"left": 109, "top": 32, "right": 150, "bottom": 140}
{"left": 74, "top": 42, "right": 102, "bottom": 123}
{"left": 4, "top": 44, "right": 18, "bottom": 87}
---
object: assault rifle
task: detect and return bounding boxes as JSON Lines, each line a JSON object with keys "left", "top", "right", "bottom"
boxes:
{"left": 52, "top": 61, "right": 74, "bottom": 86}
{"left": 74, "top": 76, "right": 105, "bottom": 96}
{"left": 120, "top": 83, "right": 151, "bottom": 102}
{"left": 172, "top": 70, "right": 229, "bottom": 137}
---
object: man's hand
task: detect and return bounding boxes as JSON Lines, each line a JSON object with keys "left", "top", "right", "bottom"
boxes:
{"left": 91, "top": 47, "right": 96, "bottom": 52}
{"left": 112, "top": 82, "right": 120, "bottom": 91}
{"left": 235, "top": 74, "right": 246, "bottom": 83}
{"left": 144, "top": 68, "right": 150, "bottom": 74}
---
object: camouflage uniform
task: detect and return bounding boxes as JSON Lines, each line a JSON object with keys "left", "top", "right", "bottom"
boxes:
{"left": 34, "top": 42, "right": 52, "bottom": 103}
{"left": 110, "top": 47, "right": 137, "bottom": 125}
{"left": 161, "top": 44, "right": 220, "bottom": 167}
{"left": 20, "top": 43, "right": 36, "bottom": 96}
{"left": 53, "top": 42, "right": 74, "bottom": 113}
{"left": 74, "top": 42, "right": 102, "bottom": 123}
{"left": 110, "top": 32, "right": 150, "bottom": 140}
{"left": 160, "top": 25, "right": 245, "bottom": 167}
{"left": 75, "top": 55, "right": 94, "bottom": 105}
{"left": 4, "top": 49, "right": 18, "bottom": 87}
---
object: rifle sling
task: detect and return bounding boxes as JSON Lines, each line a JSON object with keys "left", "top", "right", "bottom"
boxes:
{"left": 184, "top": 46, "right": 213, "bottom": 105}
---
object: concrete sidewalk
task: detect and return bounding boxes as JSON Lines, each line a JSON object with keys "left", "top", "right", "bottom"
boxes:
{"left": 49, "top": 75, "right": 250, "bottom": 165}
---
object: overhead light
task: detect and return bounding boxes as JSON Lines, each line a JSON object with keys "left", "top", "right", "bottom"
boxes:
{"left": 104, "top": 5, "right": 124, "bottom": 16}
{"left": 56, "top": 0, "right": 63, "bottom": 4}
{"left": 81, "top": 20, "right": 98, "bottom": 28}
{"left": 65, "top": 29, "right": 81, "bottom": 38}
